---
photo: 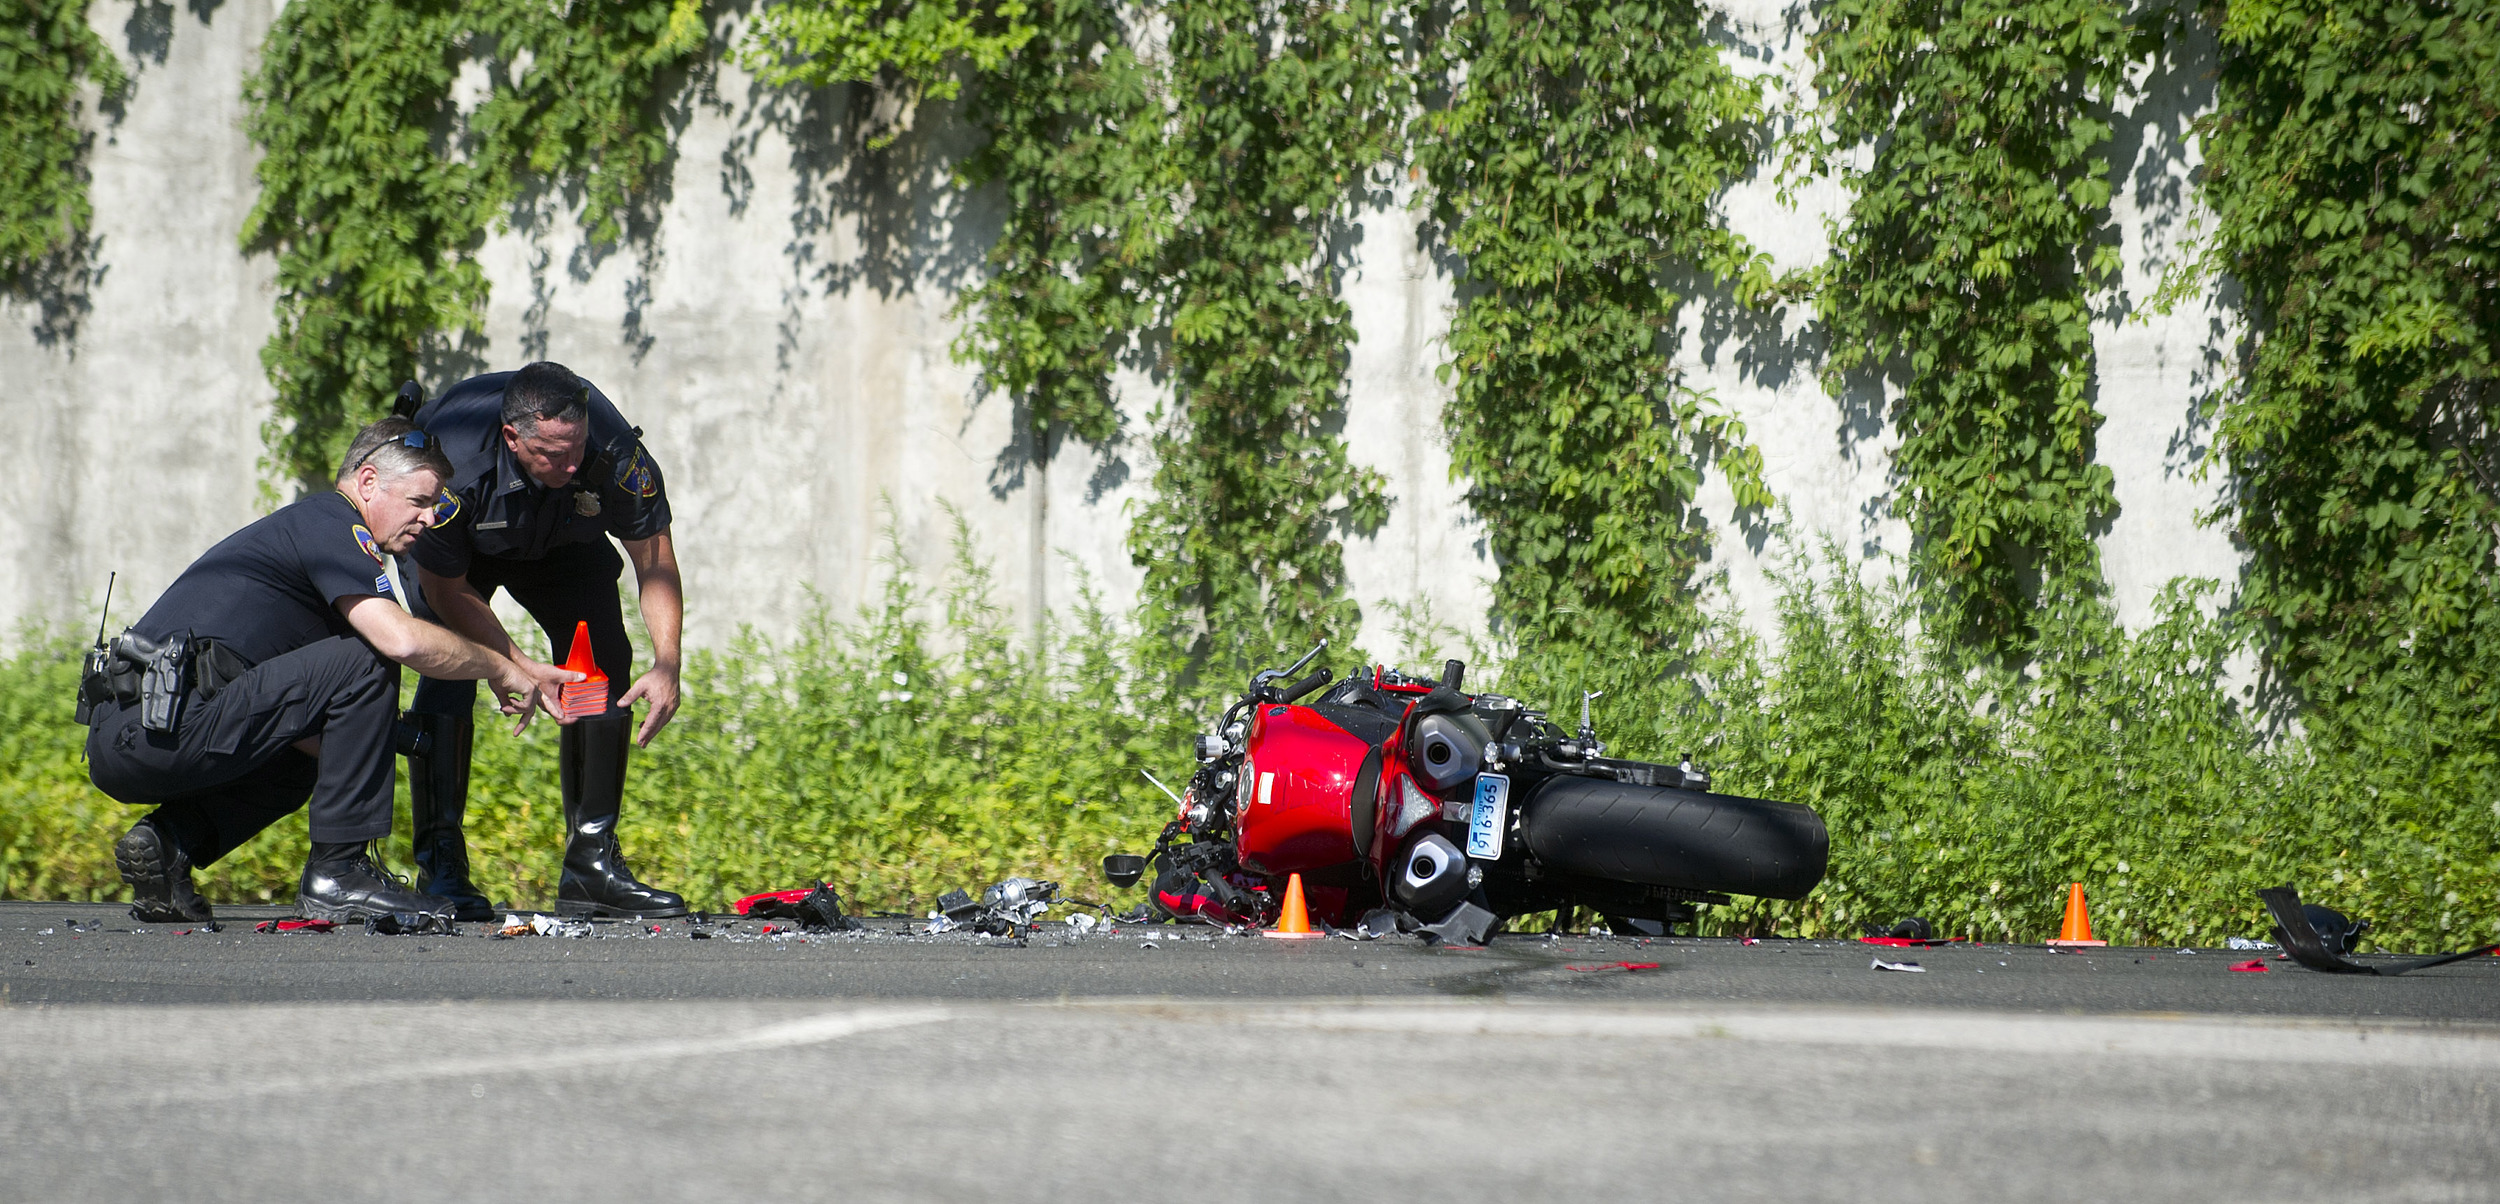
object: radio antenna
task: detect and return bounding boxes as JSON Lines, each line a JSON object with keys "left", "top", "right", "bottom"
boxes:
{"left": 93, "top": 572, "right": 116, "bottom": 647}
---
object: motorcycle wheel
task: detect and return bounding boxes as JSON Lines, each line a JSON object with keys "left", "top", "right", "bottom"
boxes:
{"left": 1517, "top": 776, "right": 1828, "bottom": 901}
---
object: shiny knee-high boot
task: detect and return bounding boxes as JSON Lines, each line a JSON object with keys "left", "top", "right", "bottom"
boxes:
{"left": 405, "top": 710, "right": 495, "bottom": 922}
{"left": 555, "top": 714, "right": 688, "bottom": 918}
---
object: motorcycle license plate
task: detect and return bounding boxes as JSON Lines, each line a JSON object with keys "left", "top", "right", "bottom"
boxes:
{"left": 1467, "top": 773, "right": 1510, "bottom": 860}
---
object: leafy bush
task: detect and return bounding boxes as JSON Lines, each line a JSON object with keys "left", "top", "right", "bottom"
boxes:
{"left": 8, "top": 528, "right": 2495, "bottom": 949}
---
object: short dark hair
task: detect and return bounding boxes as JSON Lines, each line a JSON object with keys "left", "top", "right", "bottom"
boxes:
{"left": 503, "top": 361, "right": 590, "bottom": 435}
{"left": 338, "top": 417, "right": 454, "bottom": 486}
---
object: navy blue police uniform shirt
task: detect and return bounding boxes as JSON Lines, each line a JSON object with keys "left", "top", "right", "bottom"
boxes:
{"left": 407, "top": 372, "right": 671, "bottom": 580}
{"left": 132, "top": 491, "right": 396, "bottom": 667}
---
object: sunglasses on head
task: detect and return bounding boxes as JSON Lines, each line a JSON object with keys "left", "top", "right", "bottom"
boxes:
{"left": 352, "top": 428, "right": 432, "bottom": 471}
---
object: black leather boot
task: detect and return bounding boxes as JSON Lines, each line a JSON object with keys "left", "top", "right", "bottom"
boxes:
{"left": 115, "top": 816, "right": 214, "bottom": 924}
{"left": 405, "top": 710, "right": 494, "bottom": 921}
{"left": 555, "top": 714, "right": 688, "bottom": 918}
{"left": 300, "top": 841, "right": 455, "bottom": 921}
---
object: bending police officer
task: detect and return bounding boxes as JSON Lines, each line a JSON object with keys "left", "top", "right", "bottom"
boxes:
{"left": 399, "top": 361, "right": 688, "bottom": 921}
{"left": 83, "top": 419, "right": 571, "bottom": 923}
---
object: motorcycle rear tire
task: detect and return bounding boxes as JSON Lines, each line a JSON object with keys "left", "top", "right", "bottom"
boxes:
{"left": 1518, "top": 776, "right": 1828, "bottom": 901}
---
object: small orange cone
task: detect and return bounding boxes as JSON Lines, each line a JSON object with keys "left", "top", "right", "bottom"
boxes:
{"left": 1263, "top": 872, "right": 1323, "bottom": 939}
{"left": 2046, "top": 882, "right": 2108, "bottom": 947}
{"left": 556, "top": 620, "right": 609, "bottom": 720}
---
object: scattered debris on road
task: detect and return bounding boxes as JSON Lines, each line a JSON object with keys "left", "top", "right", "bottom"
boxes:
{"left": 1871, "top": 958, "right": 1927, "bottom": 973}
{"left": 2229, "top": 959, "right": 2269, "bottom": 973}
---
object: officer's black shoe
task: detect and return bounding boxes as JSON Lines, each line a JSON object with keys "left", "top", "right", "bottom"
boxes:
{"left": 299, "top": 842, "right": 456, "bottom": 923}
{"left": 554, "top": 715, "right": 689, "bottom": 919}
{"left": 115, "top": 819, "right": 214, "bottom": 924}
{"left": 405, "top": 710, "right": 494, "bottom": 922}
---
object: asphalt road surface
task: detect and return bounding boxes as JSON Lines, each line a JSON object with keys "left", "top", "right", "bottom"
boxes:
{"left": 5, "top": 900, "right": 2497, "bottom": 1203}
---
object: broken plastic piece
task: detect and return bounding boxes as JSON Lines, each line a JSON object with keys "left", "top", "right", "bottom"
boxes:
{"left": 2228, "top": 959, "right": 2268, "bottom": 973}
{"left": 740, "top": 882, "right": 862, "bottom": 932}
{"left": 1416, "top": 901, "right": 1496, "bottom": 947}
{"left": 1566, "top": 961, "right": 1661, "bottom": 972}
{"left": 2224, "top": 936, "right": 2277, "bottom": 951}
{"left": 255, "top": 919, "right": 336, "bottom": 933}
{"left": 1871, "top": 958, "right": 1926, "bottom": 972}
{"left": 1870, "top": 916, "right": 1934, "bottom": 942}
{"left": 2258, "top": 885, "right": 2500, "bottom": 976}
{"left": 529, "top": 914, "right": 591, "bottom": 939}
{"left": 363, "top": 912, "right": 454, "bottom": 935}
{"left": 936, "top": 889, "right": 979, "bottom": 920}
{"left": 2271, "top": 900, "right": 2370, "bottom": 956}
{"left": 1065, "top": 913, "right": 1098, "bottom": 935}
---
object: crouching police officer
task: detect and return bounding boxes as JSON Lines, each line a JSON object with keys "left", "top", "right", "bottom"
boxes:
{"left": 82, "top": 418, "right": 570, "bottom": 924}
{"left": 397, "top": 361, "right": 688, "bottom": 921}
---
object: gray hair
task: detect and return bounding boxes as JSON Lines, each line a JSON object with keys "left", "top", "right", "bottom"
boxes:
{"left": 337, "top": 417, "right": 454, "bottom": 487}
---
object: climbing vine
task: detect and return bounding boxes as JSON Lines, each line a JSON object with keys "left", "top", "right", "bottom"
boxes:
{"left": 243, "top": 0, "right": 702, "bottom": 488}
{"left": 948, "top": 0, "right": 1162, "bottom": 451}
{"left": 2193, "top": 0, "right": 2500, "bottom": 706}
{"left": 0, "top": 0, "right": 123, "bottom": 285}
{"left": 1803, "top": 0, "right": 2147, "bottom": 651}
{"left": 1416, "top": 0, "right": 1774, "bottom": 662}
{"left": 1125, "top": 0, "right": 1407, "bottom": 673}
{"left": 740, "top": 0, "right": 1035, "bottom": 145}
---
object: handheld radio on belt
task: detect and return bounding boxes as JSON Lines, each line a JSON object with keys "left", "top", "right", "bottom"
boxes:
{"left": 72, "top": 572, "right": 114, "bottom": 726}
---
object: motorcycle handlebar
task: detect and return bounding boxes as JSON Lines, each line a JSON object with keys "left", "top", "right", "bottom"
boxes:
{"left": 1274, "top": 666, "right": 1331, "bottom": 705}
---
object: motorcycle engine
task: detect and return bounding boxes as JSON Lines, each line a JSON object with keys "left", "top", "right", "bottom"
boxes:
{"left": 1410, "top": 711, "right": 1491, "bottom": 795}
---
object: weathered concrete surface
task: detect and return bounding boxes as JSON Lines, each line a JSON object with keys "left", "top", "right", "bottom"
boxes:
{"left": 1, "top": 1, "right": 2248, "bottom": 658}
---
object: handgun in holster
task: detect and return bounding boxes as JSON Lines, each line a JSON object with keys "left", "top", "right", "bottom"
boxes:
{"left": 134, "top": 632, "right": 191, "bottom": 735}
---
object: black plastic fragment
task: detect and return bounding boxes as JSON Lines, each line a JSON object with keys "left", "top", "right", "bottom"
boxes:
{"left": 2258, "top": 886, "right": 2499, "bottom": 976}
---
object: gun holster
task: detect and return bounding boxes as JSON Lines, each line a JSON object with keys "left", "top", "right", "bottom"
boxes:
{"left": 76, "top": 630, "right": 248, "bottom": 734}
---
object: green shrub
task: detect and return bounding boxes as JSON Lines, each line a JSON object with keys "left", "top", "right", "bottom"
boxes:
{"left": 8, "top": 528, "right": 2496, "bottom": 949}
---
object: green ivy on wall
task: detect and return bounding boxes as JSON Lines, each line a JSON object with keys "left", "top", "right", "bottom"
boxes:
{"left": 1416, "top": 0, "right": 1775, "bottom": 663}
{"left": 1125, "top": 0, "right": 1407, "bottom": 673}
{"left": 740, "top": 0, "right": 1034, "bottom": 145}
{"left": 948, "top": 0, "right": 1161, "bottom": 452}
{"left": 1803, "top": 0, "right": 2146, "bottom": 652}
{"left": 243, "top": 0, "right": 702, "bottom": 489}
{"left": 2193, "top": 0, "right": 2500, "bottom": 706}
{"left": 0, "top": 0, "right": 123, "bottom": 284}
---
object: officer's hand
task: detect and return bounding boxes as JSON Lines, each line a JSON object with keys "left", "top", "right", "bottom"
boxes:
{"left": 617, "top": 662, "right": 681, "bottom": 747}
{"left": 493, "top": 660, "right": 582, "bottom": 735}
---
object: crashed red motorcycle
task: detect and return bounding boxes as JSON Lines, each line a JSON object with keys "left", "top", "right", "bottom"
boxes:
{"left": 1105, "top": 643, "right": 1830, "bottom": 942}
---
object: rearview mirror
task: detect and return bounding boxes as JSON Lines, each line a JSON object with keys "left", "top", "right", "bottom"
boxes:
{"left": 1102, "top": 854, "right": 1147, "bottom": 889}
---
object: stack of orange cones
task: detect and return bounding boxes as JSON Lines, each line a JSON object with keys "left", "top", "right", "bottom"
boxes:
{"left": 2045, "top": 882, "right": 2108, "bottom": 947}
{"left": 1262, "top": 873, "right": 1324, "bottom": 939}
{"left": 556, "top": 620, "right": 609, "bottom": 720}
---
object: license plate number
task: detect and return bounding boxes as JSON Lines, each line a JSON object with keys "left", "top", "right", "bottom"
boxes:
{"left": 1467, "top": 773, "right": 1510, "bottom": 860}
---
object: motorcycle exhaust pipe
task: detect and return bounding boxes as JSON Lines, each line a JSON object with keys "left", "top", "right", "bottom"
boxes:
{"left": 1391, "top": 832, "right": 1472, "bottom": 918}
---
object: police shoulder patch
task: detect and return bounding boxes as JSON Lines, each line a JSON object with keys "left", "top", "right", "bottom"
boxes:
{"left": 352, "top": 524, "right": 382, "bottom": 564}
{"left": 428, "top": 490, "right": 463, "bottom": 528}
{"left": 614, "top": 446, "right": 659, "bottom": 498}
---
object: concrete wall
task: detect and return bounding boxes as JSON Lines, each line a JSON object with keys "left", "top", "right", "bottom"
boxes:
{"left": 0, "top": 0, "right": 2243, "bottom": 660}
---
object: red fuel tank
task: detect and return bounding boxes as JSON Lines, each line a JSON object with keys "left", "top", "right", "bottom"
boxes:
{"left": 1235, "top": 703, "right": 1369, "bottom": 876}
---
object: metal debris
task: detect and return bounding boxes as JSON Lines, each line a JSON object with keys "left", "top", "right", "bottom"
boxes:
{"left": 1871, "top": 958, "right": 1926, "bottom": 973}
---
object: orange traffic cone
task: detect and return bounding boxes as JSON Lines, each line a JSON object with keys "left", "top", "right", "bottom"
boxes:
{"left": 556, "top": 620, "right": 609, "bottom": 720}
{"left": 1263, "top": 872, "right": 1323, "bottom": 939}
{"left": 2046, "top": 882, "right": 2107, "bottom": 947}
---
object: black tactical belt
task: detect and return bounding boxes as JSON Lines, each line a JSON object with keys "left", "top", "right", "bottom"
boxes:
{"left": 75, "top": 630, "right": 251, "bottom": 733}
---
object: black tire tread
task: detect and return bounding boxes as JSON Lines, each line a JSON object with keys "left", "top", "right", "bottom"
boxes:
{"left": 1519, "top": 776, "right": 1828, "bottom": 900}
